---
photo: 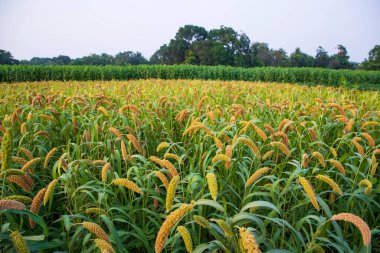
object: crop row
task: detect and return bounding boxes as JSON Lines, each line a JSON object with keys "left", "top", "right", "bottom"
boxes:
{"left": 0, "top": 65, "right": 380, "bottom": 89}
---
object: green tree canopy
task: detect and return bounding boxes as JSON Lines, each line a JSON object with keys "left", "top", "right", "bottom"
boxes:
{"left": 329, "top": 45, "right": 354, "bottom": 69}
{"left": 250, "top": 43, "right": 275, "bottom": 67}
{"left": 175, "top": 25, "right": 208, "bottom": 44}
{"left": 1, "top": 25, "right": 377, "bottom": 70}
{"left": 290, "top": 48, "right": 315, "bottom": 67}
{"left": 361, "top": 45, "right": 380, "bottom": 70}
{"left": 115, "top": 51, "right": 148, "bottom": 65}
{"left": 272, "top": 48, "right": 289, "bottom": 67}
{"left": 0, "top": 49, "right": 19, "bottom": 65}
{"left": 315, "top": 46, "right": 330, "bottom": 68}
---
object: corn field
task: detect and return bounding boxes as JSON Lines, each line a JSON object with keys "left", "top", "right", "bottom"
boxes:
{"left": 1, "top": 65, "right": 380, "bottom": 90}
{"left": 0, "top": 79, "right": 379, "bottom": 253}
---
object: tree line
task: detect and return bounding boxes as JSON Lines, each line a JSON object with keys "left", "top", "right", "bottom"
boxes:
{"left": 1, "top": 25, "right": 379, "bottom": 70}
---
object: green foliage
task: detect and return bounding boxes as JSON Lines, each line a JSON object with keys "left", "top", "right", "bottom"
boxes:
{"left": 175, "top": 25, "right": 208, "bottom": 43}
{"left": 16, "top": 52, "right": 148, "bottom": 66}
{"left": 0, "top": 65, "right": 379, "bottom": 89}
{"left": 114, "top": 51, "right": 148, "bottom": 66}
{"left": 329, "top": 45, "right": 355, "bottom": 69}
{"left": 26, "top": 55, "right": 72, "bottom": 65}
{"left": 0, "top": 50, "right": 19, "bottom": 65}
{"left": 315, "top": 47, "right": 330, "bottom": 68}
{"left": 1, "top": 24, "right": 375, "bottom": 69}
{"left": 361, "top": 45, "right": 380, "bottom": 70}
{"left": 290, "top": 48, "right": 315, "bottom": 67}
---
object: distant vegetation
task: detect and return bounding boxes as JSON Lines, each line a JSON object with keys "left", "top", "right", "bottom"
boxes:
{"left": 1, "top": 25, "right": 379, "bottom": 70}
{"left": 1, "top": 65, "right": 380, "bottom": 90}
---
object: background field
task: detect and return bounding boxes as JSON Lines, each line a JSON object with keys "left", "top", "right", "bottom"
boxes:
{"left": 1, "top": 65, "right": 380, "bottom": 90}
{"left": 0, "top": 80, "right": 379, "bottom": 253}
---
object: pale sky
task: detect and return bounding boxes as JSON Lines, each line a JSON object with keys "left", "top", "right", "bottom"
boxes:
{"left": 0, "top": 0, "right": 379, "bottom": 62}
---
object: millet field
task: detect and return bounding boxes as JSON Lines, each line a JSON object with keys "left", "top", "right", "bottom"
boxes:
{"left": 0, "top": 79, "right": 379, "bottom": 253}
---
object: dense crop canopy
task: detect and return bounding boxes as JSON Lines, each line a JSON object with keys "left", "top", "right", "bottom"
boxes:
{"left": 0, "top": 65, "right": 380, "bottom": 90}
{"left": 0, "top": 80, "right": 379, "bottom": 252}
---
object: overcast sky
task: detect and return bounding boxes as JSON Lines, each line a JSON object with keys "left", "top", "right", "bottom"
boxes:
{"left": 0, "top": 0, "right": 379, "bottom": 62}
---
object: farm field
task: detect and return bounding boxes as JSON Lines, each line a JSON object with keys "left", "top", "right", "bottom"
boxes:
{"left": 1, "top": 65, "right": 380, "bottom": 90}
{"left": 0, "top": 79, "right": 379, "bottom": 253}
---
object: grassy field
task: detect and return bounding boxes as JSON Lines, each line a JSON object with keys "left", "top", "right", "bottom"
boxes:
{"left": 0, "top": 80, "right": 379, "bottom": 253}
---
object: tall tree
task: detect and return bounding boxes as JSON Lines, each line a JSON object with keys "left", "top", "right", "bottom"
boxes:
{"left": 0, "top": 49, "right": 19, "bottom": 65}
{"left": 175, "top": 25, "right": 208, "bottom": 44}
{"left": 361, "top": 45, "right": 380, "bottom": 70}
{"left": 207, "top": 26, "right": 241, "bottom": 66}
{"left": 208, "top": 41, "right": 234, "bottom": 66}
{"left": 250, "top": 43, "right": 274, "bottom": 67}
{"left": 184, "top": 40, "right": 214, "bottom": 65}
{"left": 186, "top": 39, "right": 235, "bottom": 66}
{"left": 290, "top": 48, "right": 315, "bottom": 67}
{"left": 234, "top": 33, "right": 251, "bottom": 67}
{"left": 203, "top": 26, "right": 251, "bottom": 67}
{"left": 100, "top": 53, "right": 114, "bottom": 65}
{"left": 114, "top": 51, "right": 148, "bottom": 65}
{"left": 166, "top": 39, "right": 189, "bottom": 64}
{"left": 272, "top": 48, "right": 289, "bottom": 67}
{"left": 29, "top": 57, "right": 53, "bottom": 65}
{"left": 315, "top": 46, "right": 330, "bottom": 68}
{"left": 72, "top": 53, "right": 114, "bottom": 65}
{"left": 151, "top": 25, "right": 208, "bottom": 65}
{"left": 51, "top": 55, "right": 71, "bottom": 65}
{"left": 329, "top": 44, "right": 353, "bottom": 69}
{"left": 150, "top": 44, "right": 170, "bottom": 64}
